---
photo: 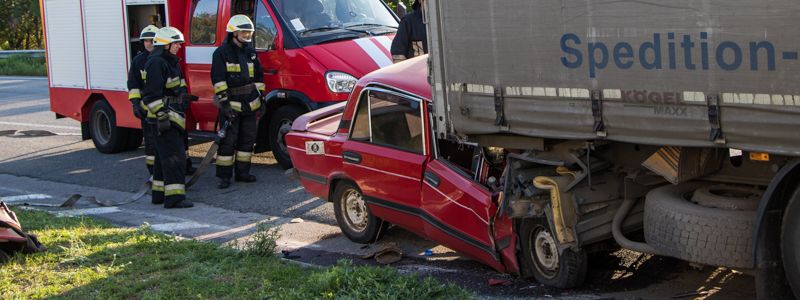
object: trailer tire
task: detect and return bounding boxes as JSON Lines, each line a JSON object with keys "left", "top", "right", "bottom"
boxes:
{"left": 644, "top": 182, "right": 755, "bottom": 269}
{"left": 781, "top": 187, "right": 800, "bottom": 297}
{"left": 90, "top": 100, "right": 130, "bottom": 154}
{"left": 333, "top": 181, "right": 387, "bottom": 244}
{"left": 268, "top": 105, "right": 304, "bottom": 169}
{"left": 519, "top": 218, "right": 587, "bottom": 289}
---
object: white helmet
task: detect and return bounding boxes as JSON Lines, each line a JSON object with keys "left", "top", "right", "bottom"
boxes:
{"left": 153, "top": 27, "right": 185, "bottom": 46}
{"left": 139, "top": 25, "right": 159, "bottom": 40}
{"left": 226, "top": 15, "right": 255, "bottom": 33}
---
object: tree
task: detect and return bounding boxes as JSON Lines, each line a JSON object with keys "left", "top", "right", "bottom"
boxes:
{"left": 0, "top": 0, "right": 43, "bottom": 50}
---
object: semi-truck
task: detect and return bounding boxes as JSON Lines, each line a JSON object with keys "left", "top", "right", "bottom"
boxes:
{"left": 427, "top": 0, "right": 800, "bottom": 297}
{"left": 40, "top": 0, "right": 399, "bottom": 168}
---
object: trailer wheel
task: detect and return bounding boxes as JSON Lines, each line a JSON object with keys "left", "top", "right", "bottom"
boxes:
{"left": 644, "top": 182, "right": 756, "bottom": 269}
{"left": 333, "top": 181, "right": 386, "bottom": 243}
{"left": 90, "top": 100, "right": 130, "bottom": 154}
{"left": 781, "top": 188, "right": 800, "bottom": 296}
{"left": 268, "top": 105, "right": 305, "bottom": 169}
{"left": 519, "top": 218, "right": 587, "bottom": 289}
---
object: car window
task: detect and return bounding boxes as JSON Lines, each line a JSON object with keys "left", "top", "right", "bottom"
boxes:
{"left": 191, "top": 0, "right": 219, "bottom": 44}
{"left": 368, "top": 90, "right": 423, "bottom": 153}
{"left": 350, "top": 93, "right": 370, "bottom": 140}
{"left": 254, "top": 1, "right": 278, "bottom": 49}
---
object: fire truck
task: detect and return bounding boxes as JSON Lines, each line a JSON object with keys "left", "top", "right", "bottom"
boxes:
{"left": 39, "top": 0, "right": 398, "bottom": 168}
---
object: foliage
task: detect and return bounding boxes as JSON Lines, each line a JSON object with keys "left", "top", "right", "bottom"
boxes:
{"left": 0, "top": 0, "right": 43, "bottom": 50}
{"left": 0, "top": 54, "right": 46, "bottom": 76}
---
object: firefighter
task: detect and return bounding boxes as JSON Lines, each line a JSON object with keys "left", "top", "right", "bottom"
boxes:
{"left": 390, "top": 0, "right": 428, "bottom": 63}
{"left": 128, "top": 25, "right": 159, "bottom": 177}
{"left": 141, "top": 27, "right": 193, "bottom": 209}
{"left": 211, "top": 15, "right": 264, "bottom": 189}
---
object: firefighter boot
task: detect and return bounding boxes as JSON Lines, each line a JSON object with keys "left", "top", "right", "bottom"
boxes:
{"left": 218, "top": 178, "right": 231, "bottom": 189}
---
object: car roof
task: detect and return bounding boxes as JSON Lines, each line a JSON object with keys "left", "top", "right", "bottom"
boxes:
{"left": 357, "top": 55, "right": 431, "bottom": 101}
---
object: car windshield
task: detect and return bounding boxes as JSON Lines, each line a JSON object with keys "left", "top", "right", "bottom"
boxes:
{"left": 273, "top": 0, "right": 397, "bottom": 37}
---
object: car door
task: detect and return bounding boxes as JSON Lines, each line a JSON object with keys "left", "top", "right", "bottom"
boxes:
{"left": 184, "top": 0, "right": 223, "bottom": 131}
{"left": 420, "top": 110, "right": 501, "bottom": 269}
{"left": 341, "top": 86, "right": 426, "bottom": 233}
{"left": 252, "top": 0, "right": 281, "bottom": 91}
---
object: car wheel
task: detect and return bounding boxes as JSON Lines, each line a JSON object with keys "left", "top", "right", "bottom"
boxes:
{"left": 782, "top": 187, "right": 800, "bottom": 297}
{"left": 333, "top": 181, "right": 386, "bottom": 244}
{"left": 90, "top": 100, "right": 130, "bottom": 154}
{"left": 519, "top": 218, "right": 587, "bottom": 289}
{"left": 268, "top": 105, "right": 305, "bottom": 169}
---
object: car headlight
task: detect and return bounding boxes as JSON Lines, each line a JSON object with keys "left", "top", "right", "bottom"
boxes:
{"left": 325, "top": 72, "right": 357, "bottom": 93}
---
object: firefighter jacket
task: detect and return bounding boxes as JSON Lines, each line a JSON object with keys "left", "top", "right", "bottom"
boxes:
{"left": 390, "top": 9, "right": 428, "bottom": 60}
{"left": 141, "top": 47, "right": 188, "bottom": 129}
{"left": 127, "top": 51, "right": 148, "bottom": 102}
{"left": 211, "top": 34, "right": 265, "bottom": 114}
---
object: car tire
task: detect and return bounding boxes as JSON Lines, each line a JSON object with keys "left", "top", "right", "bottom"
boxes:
{"left": 519, "top": 218, "right": 587, "bottom": 289}
{"left": 268, "top": 105, "right": 305, "bottom": 170}
{"left": 333, "top": 181, "right": 386, "bottom": 244}
{"left": 781, "top": 187, "right": 800, "bottom": 297}
{"left": 90, "top": 100, "right": 130, "bottom": 154}
{"left": 644, "top": 182, "right": 756, "bottom": 269}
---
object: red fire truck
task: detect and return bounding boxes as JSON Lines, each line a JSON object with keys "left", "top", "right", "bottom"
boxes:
{"left": 39, "top": 0, "right": 398, "bottom": 168}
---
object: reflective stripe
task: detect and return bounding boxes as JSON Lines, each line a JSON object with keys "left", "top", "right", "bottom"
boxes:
{"left": 168, "top": 111, "right": 186, "bottom": 129}
{"left": 152, "top": 180, "right": 165, "bottom": 192}
{"left": 165, "top": 77, "right": 181, "bottom": 89}
{"left": 145, "top": 155, "right": 155, "bottom": 166}
{"left": 249, "top": 98, "right": 261, "bottom": 111}
{"left": 140, "top": 70, "right": 147, "bottom": 81}
{"left": 165, "top": 184, "right": 186, "bottom": 196}
{"left": 230, "top": 101, "right": 243, "bottom": 112}
{"left": 129, "top": 89, "right": 141, "bottom": 100}
{"left": 216, "top": 155, "right": 234, "bottom": 166}
{"left": 236, "top": 151, "right": 252, "bottom": 162}
{"left": 226, "top": 63, "right": 241, "bottom": 73}
{"left": 248, "top": 62, "right": 254, "bottom": 78}
{"left": 180, "top": 79, "right": 187, "bottom": 88}
{"left": 214, "top": 81, "right": 229, "bottom": 93}
{"left": 147, "top": 99, "right": 164, "bottom": 112}
{"left": 254, "top": 82, "right": 265, "bottom": 91}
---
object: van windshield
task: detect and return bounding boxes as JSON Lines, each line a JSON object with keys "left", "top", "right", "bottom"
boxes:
{"left": 273, "top": 0, "right": 397, "bottom": 40}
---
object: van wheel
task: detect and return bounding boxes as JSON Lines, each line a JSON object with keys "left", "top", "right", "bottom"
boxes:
{"left": 781, "top": 188, "right": 800, "bottom": 296}
{"left": 333, "top": 182, "right": 386, "bottom": 243}
{"left": 90, "top": 100, "right": 130, "bottom": 154}
{"left": 519, "top": 218, "right": 587, "bottom": 289}
{"left": 268, "top": 105, "right": 305, "bottom": 169}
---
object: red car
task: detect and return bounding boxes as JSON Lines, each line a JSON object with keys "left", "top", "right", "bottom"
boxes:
{"left": 286, "top": 55, "right": 527, "bottom": 277}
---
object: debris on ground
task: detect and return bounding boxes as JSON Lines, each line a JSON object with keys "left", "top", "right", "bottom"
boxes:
{"left": 361, "top": 242, "right": 403, "bottom": 265}
{"left": 488, "top": 278, "right": 512, "bottom": 286}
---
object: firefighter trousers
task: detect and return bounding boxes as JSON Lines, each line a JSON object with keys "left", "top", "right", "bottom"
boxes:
{"left": 215, "top": 112, "right": 257, "bottom": 179}
{"left": 142, "top": 118, "right": 156, "bottom": 176}
{"left": 149, "top": 121, "right": 187, "bottom": 207}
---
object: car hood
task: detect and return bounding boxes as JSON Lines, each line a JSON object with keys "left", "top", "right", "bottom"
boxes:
{"left": 303, "top": 35, "right": 395, "bottom": 78}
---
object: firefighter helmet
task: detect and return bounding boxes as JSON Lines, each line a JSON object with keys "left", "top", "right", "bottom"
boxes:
{"left": 153, "top": 27, "right": 185, "bottom": 46}
{"left": 139, "top": 25, "right": 159, "bottom": 40}
{"left": 226, "top": 15, "right": 255, "bottom": 32}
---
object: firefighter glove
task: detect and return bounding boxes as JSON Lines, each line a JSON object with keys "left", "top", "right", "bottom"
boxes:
{"left": 156, "top": 110, "right": 171, "bottom": 134}
{"left": 131, "top": 100, "right": 146, "bottom": 119}
{"left": 220, "top": 101, "right": 236, "bottom": 119}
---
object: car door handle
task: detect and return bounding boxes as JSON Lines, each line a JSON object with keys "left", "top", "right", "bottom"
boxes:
{"left": 343, "top": 151, "right": 361, "bottom": 164}
{"left": 266, "top": 69, "right": 278, "bottom": 75}
{"left": 424, "top": 171, "right": 440, "bottom": 187}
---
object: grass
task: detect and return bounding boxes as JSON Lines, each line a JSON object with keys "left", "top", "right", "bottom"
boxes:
{"left": 0, "top": 54, "right": 47, "bottom": 76}
{"left": 0, "top": 208, "right": 471, "bottom": 300}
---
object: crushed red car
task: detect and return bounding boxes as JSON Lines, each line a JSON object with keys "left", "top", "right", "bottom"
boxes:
{"left": 285, "top": 55, "right": 524, "bottom": 277}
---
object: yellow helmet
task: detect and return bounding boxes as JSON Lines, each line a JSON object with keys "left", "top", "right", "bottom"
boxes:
{"left": 226, "top": 15, "right": 254, "bottom": 32}
{"left": 139, "top": 25, "right": 159, "bottom": 40}
{"left": 153, "top": 27, "right": 185, "bottom": 46}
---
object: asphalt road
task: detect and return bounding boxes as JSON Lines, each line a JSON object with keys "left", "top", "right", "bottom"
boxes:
{"left": 0, "top": 76, "right": 757, "bottom": 299}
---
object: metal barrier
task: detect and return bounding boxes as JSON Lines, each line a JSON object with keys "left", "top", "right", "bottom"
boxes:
{"left": 0, "top": 50, "right": 45, "bottom": 59}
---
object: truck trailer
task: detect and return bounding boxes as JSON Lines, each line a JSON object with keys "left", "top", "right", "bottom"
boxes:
{"left": 427, "top": 0, "right": 800, "bottom": 297}
{"left": 40, "top": 0, "right": 399, "bottom": 168}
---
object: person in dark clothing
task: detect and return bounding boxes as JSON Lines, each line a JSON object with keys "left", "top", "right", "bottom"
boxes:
{"left": 212, "top": 15, "right": 265, "bottom": 189}
{"left": 141, "top": 27, "right": 193, "bottom": 209}
{"left": 128, "top": 25, "right": 159, "bottom": 177}
{"left": 390, "top": 0, "right": 427, "bottom": 63}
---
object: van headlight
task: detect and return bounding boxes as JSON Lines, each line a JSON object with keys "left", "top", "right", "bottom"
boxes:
{"left": 325, "top": 72, "right": 357, "bottom": 93}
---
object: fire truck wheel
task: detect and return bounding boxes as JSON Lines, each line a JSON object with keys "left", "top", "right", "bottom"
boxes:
{"left": 781, "top": 187, "right": 800, "bottom": 296}
{"left": 90, "top": 100, "right": 130, "bottom": 154}
{"left": 644, "top": 182, "right": 756, "bottom": 269}
{"left": 333, "top": 181, "right": 386, "bottom": 244}
{"left": 519, "top": 218, "right": 587, "bottom": 289}
{"left": 268, "top": 105, "right": 305, "bottom": 170}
